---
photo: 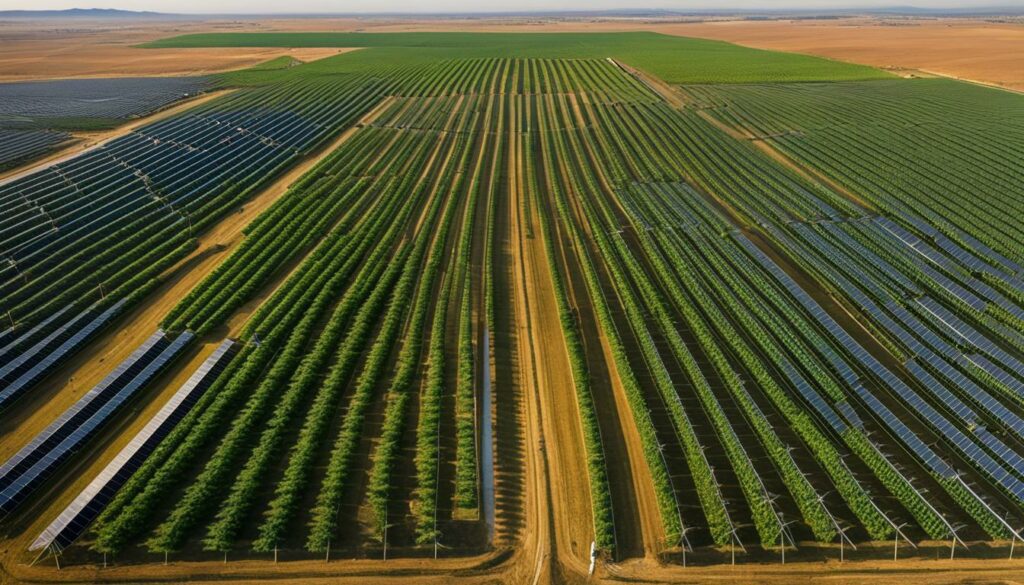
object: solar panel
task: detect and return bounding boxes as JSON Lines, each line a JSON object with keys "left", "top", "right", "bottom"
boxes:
{"left": 0, "top": 330, "right": 170, "bottom": 495}
{"left": 950, "top": 227, "right": 1024, "bottom": 277}
{"left": 30, "top": 337, "right": 235, "bottom": 552}
{"left": 0, "top": 330, "right": 194, "bottom": 516}
{"left": 974, "top": 426, "right": 1024, "bottom": 476}
{"left": 0, "top": 305, "right": 73, "bottom": 373}
{"left": 836, "top": 399, "right": 864, "bottom": 429}
{"left": 853, "top": 385, "right": 954, "bottom": 478}
{"left": 918, "top": 297, "right": 1024, "bottom": 379}
{"left": 905, "top": 358, "right": 978, "bottom": 424}
{"left": 963, "top": 354, "right": 1024, "bottom": 398}
{"left": 919, "top": 265, "right": 988, "bottom": 312}
{"left": 736, "top": 233, "right": 1024, "bottom": 497}
{"left": 918, "top": 350, "right": 1024, "bottom": 438}
{"left": 0, "top": 299, "right": 127, "bottom": 412}
{"left": 779, "top": 359, "right": 845, "bottom": 432}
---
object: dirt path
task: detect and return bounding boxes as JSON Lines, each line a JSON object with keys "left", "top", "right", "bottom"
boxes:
{"left": 506, "top": 113, "right": 593, "bottom": 583}
{"left": 0, "top": 89, "right": 235, "bottom": 183}
{"left": 566, "top": 92, "right": 668, "bottom": 561}
{"left": 695, "top": 108, "right": 877, "bottom": 213}
{"left": 216, "top": 95, "right": 396, "bottom": 336}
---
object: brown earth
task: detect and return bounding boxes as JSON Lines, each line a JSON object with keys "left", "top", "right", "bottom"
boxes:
{"left": 658, "top": 18, "right": 1024, "bottom": 92}
{"left": 0, "top": 19, "right": 352, "bottom": 80}
{"left": 229, "top": 16, "right": 1024, "bottom": 91}
{"left": 508, "top": 100, "right": 593, "bottom": 584}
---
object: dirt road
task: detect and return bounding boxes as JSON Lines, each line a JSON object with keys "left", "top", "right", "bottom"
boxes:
{"left": 505, "top": 101, "right": 597, "bottom": 583}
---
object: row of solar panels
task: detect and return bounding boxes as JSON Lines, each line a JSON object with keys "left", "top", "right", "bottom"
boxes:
{"left": 30, "top": 338, "right": 237, "bottom": 553}
{"left": 823, "top": 221, "right": 921, "bottom": 297}
{"left": 917, "top": 297, "right": 1024, "bottom": 380}
{"left": 897, "top": 211, "right": 1023, "bottom": 287}
{"left": 0, "top": 300, "right": 128, "bottom": 413}
{"left": 791, "top": 223, "right": 1024, "bottom": 429}
{"left": 789, "top": 222, "right": 894, "bottom": 302}
{"left": 880, "top": 298, "right": 1024, "bottom": 439}
{"left": 0, "top": 129, "right": 71, "bottom": 171}
{"left": 0, "top": 304, "right": 73, "bottom": 370}
{"left": 877, "top": 216, "right": 1024, "bottom": 318}
{"left": 0, "top": 80, "right": 386, "bottom": 305}
{"left": 904, "top": 359, "right": 1024, "bottom": 475}
{"left": 734, "top": 233, "right": 958, "bottom": 478}
{"left": 0, "top": 329, "right": 193, "bottom": 517}
{"left": 917, "top": 349, "right": 1024, "bottom": 438}
{"left": 750, "top": 229, "right": 1024, "bottom": 500}
{"left": 962, "top": 354, "right": 1024, "bottom": 399}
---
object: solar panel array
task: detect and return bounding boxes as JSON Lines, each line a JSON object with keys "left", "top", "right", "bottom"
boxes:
{"left": 0, "top": 77, "right": 211, "bottom": 122}
{"left": 736, "top": 234, "right": 959, "bottom": 478}
{"left": 0, "top": 299, "right": 127, "bottom": 412}
{"left": 918, "top": 297, "right": 1024, "bottom": 379}
{"left": 745, "top": 219, "right": 1024, "bottom": 498}
{"left": 30, "top": 338, "right": 236, "bottom": 553}
{"left": 852, "top": 385, "right": 955, "bottom": 478}
{"left": 822, "top": 221, "right": 920, "bottom": 296}
{"left": 0, "top": 75, "right": 390, "bottom": 347}
{"left": 0, "top": 329, "right": 193, "bottom": 517}
{"left": 873, "top": 217, "right": 1024, "bottom": 316}
{"left": 962, "top": 354, "right": 1024, "bottom": 398}
{"left": 948, "top": 226, "right": 1024, "bottom": 279}
{"left": 0, "top": 129, "right": 72, "bottom": 171}
{"left": 779, "top": 359, "right": 846, "bottom": 433}
{"left": 0, "top": 305, "right": 73, "bottom": 369}
{"left": 917, "top": 349, "right": 1024, "bottom": 438}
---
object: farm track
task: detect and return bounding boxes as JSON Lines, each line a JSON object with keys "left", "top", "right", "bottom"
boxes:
{"left": 694, "top": 108, "right": 878, "bottom": 213}
{"left": 562, "top": 92, "right": 665, "bottom": 561}
{"left": 512, "top": 139, "right": 592, "bottom": 585}
{"left": 619, "top": 61, "right": 877, "bottom": 213}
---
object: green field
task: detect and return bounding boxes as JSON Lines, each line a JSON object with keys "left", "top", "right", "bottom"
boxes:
{"left": 146, "top": 31, "right": 891, "bottom": 84}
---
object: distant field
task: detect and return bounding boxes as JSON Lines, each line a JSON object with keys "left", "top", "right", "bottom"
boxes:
{"left": 144, "top": 31, "right": 891, "bottom": 84}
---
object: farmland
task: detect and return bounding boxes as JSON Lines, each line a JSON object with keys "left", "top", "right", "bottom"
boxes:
{"left": 0, "top": 25, "right": 1023, "bottom": 585}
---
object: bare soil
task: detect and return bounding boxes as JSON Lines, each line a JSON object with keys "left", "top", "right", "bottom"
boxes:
{"left": 658, "top": 18, "right": 1024, "bottom": 92}
{"left": 261, "top": 16, "right": 1024, "bottom": 91}
{"left": 509, "top": 111, "right": 593, "bottom": 584}
{"left": 0, "top": 19, "right": 352, "bottom": 81}
{"left": 4, "top": 16, "right": 1021, "bottom": 91}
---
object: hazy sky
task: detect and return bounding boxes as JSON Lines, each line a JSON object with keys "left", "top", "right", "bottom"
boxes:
{"left": 2, "top": 0, "right": 1006, "bottom": 14}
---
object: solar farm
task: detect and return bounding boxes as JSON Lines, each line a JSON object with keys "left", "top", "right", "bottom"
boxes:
{"left": 0, "top": 76, "right": 213, "bottom": 170}
{"left": 0, "top": 26, "right": 1023, "bottom": 585}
